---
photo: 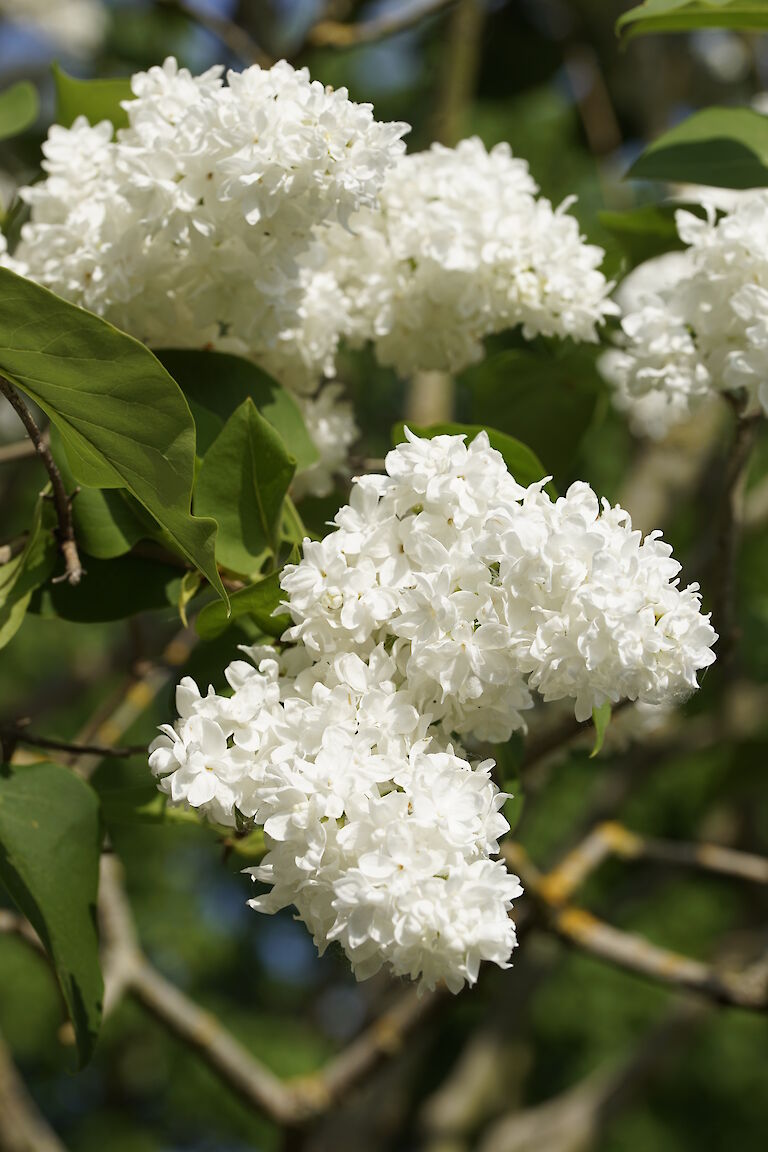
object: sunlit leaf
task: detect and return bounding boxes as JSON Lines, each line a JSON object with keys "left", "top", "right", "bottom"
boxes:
{"left": 196, "top": 571, "right": 289, "bottom": 641}
{"left": 0, "top": 267, "right": 226, "bottom": 604}
{"left": 195, "top": 399, "right": 296, "bottom": 575}
{"left": 628, "top": 107, "right": 768, "bottom": 189}
{"left": 53, "top": 64, "right": 131, "bottom": 129}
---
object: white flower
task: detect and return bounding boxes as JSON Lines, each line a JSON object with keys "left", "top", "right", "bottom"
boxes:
{"left": 151, "top": 643, "right": 521, "bottom": 993}
{"left": 153, "top": 430, "right": 716, "bottom": 992}
{"left": 282, "top": 429, "right": 717, "bottom": 729}
{"left": 298, "top": 137, "right": 617, "bottom": 378}
{"left": 291, "top": 385, "right": 359, "bottom": 500}
{"left": 2, "top": 57, "right": 408, "bottom": 494}
{"left": 601, "top": 196, "right": 768, "bottom": 435}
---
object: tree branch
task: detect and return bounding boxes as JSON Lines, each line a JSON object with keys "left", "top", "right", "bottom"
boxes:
{"left": 1, "top": 727, "right": 145, "bottom": 761}
{"left": 504, "top": 832, "right": 768, "bottom": 1011}
{"left": 155, "top": 0, "right": 272, "bottom": 67}
{"left": 0, "top": 376, "right": 83, "bottom": 586}
{"left": 308, "top": 0, "right": 455, "bottom": 48}
{"left": 0, "top": 1030, "right": 67, "bottom": 1152}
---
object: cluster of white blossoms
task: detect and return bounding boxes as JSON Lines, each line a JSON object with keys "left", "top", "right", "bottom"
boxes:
{"left": 1, "top": 59, "right": 618, "bottom": 490}
{"left": 287, "top": 137, "right": 619, "bottom": 380}
{"left": 150, "top": 643, "right": 521, "bottom": 993}
{"left": 152, "top": 431, "right": 716, "bottom": 991}
{"left": 0, "top": 0, "right": 107, "bottom": 55}
{"left": 600, "top": 196, "right": 768, "bottom": 438}
{"left": 1, "top": 57, "right": 408, "bottom": 495}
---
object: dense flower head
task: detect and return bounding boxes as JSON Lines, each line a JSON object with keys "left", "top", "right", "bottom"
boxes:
{"left": 288, "top": 137, "right": 618, "bottom": 380}
{"left": 600, "top": 196, "right": 768, "bottom": 437}
{"left": 281, "top": 429, "right": 717, "bottom": 728}
{"left": 1, "top": 56, "right": 406, "bottom": 491}
{"left": 4, "top": 58, "right": 408, "bottom": 358}
{"left": 150, "top": 643, "right": 520, "bottom": 993}
{"left": 152, "top": 430, "right": 716, "bottom": 992}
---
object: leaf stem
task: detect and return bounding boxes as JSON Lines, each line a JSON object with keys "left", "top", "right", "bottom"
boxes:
{"left": 0, "top": 375, "right": 84, "bottom": 586}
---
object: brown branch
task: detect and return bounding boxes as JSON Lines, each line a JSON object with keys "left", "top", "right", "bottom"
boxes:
{"left": 311, "top": 985, "right": 445, "bottom": 1107}
{"left": 0, "top": 909, "right": 44, "bottom": 956}
{"left": 503, "top": 831, "right": 768, "bottom": 1011}
{"left": 2, "top": 727, "right": 145, "bottom": 761}
{"left": 0, "top": 376, "right": 83, "bottom": 586}
{"left": 308, "top": 0, "right": 455, "bottom": 48}
{"left": 155, "top": 0, "right": 272, "bottom": 67}
{"left": 0, "top": 1029, "right": 67, "bottom": 1152}
{"left": 70, "top": 627, "right": 199, "bottom": 779}
{"left": 478, "top": 1002, "right": 705, "bottom": 1152}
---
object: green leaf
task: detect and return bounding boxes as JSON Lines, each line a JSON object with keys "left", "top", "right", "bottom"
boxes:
{"left": 492, "top": 735, "right": 525, "bottom": 834}
{"left": 0, "top": 761, "right": 103, "bottom": 1064}
{"left": 195, "top": 399, "right": 296, "bottom": 575}
{"left": 70, "top": 489, "right": 147, "bottom": 559}
{"left": 462, "top": 346, "right": 602, "bottom": 484}
{"left": 0, "top": 81, "right": 39, "bottom": 142}
{"left": 157, "top": 350, "right": 319, "bottom": 471}
{"left": 392, "top": 422, "right": 554, "bottom": 494}
{"left": 49, "top": 427, "right": 148, "bottom": 560}
{"left": 590, "top": 702, "right": 612, "bottom": 759}
{"left": 32, "top": 553, "right": 183, "bottom": 623}
{"left": 281, "top": 493, "right": 311, "bottom": 546}
{"left": 627, "top": 107, "right": 768, "bottom": 189}
{"left": 618, "top": 0, "right": 768, "bottom": 39}
{"left": 0, "top": 267, "right": 227, "bottom": 605}
{"left": 0, "top": 495, "right": 57, "bottom": 649}
{"left": 598, "top": 204, "right": 687, "bottom": 265}
{"left": 196, "top": 571, "right": 290, "bottom": 641}
{"left": 53, "top": 64, "right": 131, "bottom": 129}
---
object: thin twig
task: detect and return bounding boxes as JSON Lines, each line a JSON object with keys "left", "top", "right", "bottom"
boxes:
{"left": 156, "top": 0, "right": 272, "bottom": 67}
{"left": 0, "top": 375, "right": 84, "bottom": 586}
{"left": 1, "top": 727, "right": 145, "bottom": 761}
{"left": 0, "top": 909, "right": 44, "bottom": 956}
{"left": 308, "top": 0, "right": 455, "bottom": 47}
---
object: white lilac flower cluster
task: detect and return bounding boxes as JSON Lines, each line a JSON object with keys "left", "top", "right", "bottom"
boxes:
{"left": 2, "top": 61, "right": 617, "bottom": 489}
{"left": 1, "top": 57, "right": 408, "bottom": 495}
{"left": 283, "top": 430, "right": 717, "bottom": 729}
{"left": 150, "top": 643, "right": 522, "bottom": 993}
{"left": 600, "top": 196, "right": 768, "bottom": 438}
{"left": 0, "top": 0, "right": 107, "bottom": 55}
{"left": 151, "top": 431, "right": 716, "bottom": 992}
{"left": 287, "top": 137, "right": 619, "bottom": 381}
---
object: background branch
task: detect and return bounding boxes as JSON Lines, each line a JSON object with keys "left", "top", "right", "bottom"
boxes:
{"left": 308, "top": 0, "right": 455, "bottom": 48}
{"left": 156, "top": 0, "right": 272, "bottom": 66}
{"left": 0, "top": 376, "right": 83, "bottom": 586}
{"left": 0, "top": 1029, "right": 67, "bottom": 1152}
